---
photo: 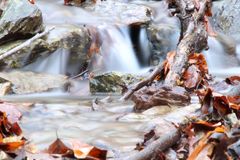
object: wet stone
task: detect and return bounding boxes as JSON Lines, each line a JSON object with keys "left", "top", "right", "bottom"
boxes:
{"left": 0, "top": 71, "right": 69, "bottom": 94}
{"left": 89, "top": 72, "right": 144, "bottom": 94}
{"left": 0, "top": 0, "right": 44, "bottom": 45}
{"left": 0, "top": 24, "right": 91, "bottom": 69}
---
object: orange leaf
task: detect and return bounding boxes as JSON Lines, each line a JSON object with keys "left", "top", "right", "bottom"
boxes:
{"left": 0, "top": 141, "right": 25, "bottom": 151}
{"left": 48, "top": 138, "right": 72, "bottom": 155}
{"left": 71, "top": 140, "right": 107, "bottom": 159}
{"left": 188, "top": 126, "right": 226, "bottom": 160}
{"left": 10, "top": 123, "right": 22, "bottom": 136}
{"left": 28, "top": 0, "right": 35, "bottom": 4}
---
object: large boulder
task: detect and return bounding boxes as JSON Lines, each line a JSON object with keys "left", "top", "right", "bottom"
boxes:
{"left": 0, "top": 24, "right": 91, "bottom": 69}
{"left": 0, "top": 0, "right": 44, "bottom": 44}
{"left": 212, "top": 0, "right": 240, "bottom": 42}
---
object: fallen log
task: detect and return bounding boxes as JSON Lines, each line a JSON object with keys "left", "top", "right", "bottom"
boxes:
{"left": 164, "top": 0, "right": 209, "bottom": 86}
{"left": 122, "top": 128, "right": 181, "bottom": 160}
{"left": 0, "top": 26, "right": 55, "bottom": 61}
{"left": 119, "top": 104, "right": 201, "bottom": 160}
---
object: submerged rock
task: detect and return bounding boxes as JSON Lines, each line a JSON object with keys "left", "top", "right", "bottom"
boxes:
{"left": 0, "top": 24, "right": 91, "bottom": 69}
{"left": 0, "top": 71, "right": 69, "bottom": 94}
{"left": 0, "top": 0, "right": 44, "bottom": 44}
{"left": 89, "top": 72, "right": 143, "bottom": 94}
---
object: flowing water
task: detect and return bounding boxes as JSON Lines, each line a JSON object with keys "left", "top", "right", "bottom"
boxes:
{"left": 97, "top": 25, "right": 140, "bottom": 72}
{"left": 204, "top": 37, "right": 240, "bottom": 79}
{"left": 2, "top": 0, "right": 240, "bottom": 158}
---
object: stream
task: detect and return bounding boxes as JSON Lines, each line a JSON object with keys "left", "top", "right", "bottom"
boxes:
{"left": 1, "top": 0, "right": 240, "bottom": 159}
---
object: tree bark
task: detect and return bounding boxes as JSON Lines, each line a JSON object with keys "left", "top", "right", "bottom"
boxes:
{"left": 122, "top": 128, "right": 181, "bottom": 160}
{"left": 164, "top": 0, "right": 209, "bottom": 87}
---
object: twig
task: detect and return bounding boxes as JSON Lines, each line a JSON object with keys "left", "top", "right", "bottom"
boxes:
{"left": 0, "top": 27, "right": 55, "bottom": 61}
{"left": 120, "top": 62, "right": 165, "bottom": 101}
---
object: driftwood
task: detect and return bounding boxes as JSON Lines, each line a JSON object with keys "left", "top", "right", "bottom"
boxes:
{"left": 0, "top": 27, "right": 55, "bottom": 61}
{"left": 164, "top": 0, "right": 209, "bottom": 86}
{"left": 122, "top": 128, "right": 181, "bottom": 160}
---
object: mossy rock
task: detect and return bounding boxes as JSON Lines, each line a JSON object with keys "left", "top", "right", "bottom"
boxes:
{"left": 89, "top": 72, "right": 143, "bottom": 94}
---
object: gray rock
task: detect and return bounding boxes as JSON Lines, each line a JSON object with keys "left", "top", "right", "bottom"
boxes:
{"left": 0, "top": 71, "right": 69, "bottom": 94}
{"left": 0, "top": 0, "right": 44, "bottom": 44}
{"left": 89, "top": 72, "right": 143, "bottom": 94}
{"left": 147, "top": 23, "right": 179, "bottom": 65}
{"left": 212, "top": 0, "right": 240, "bottom": 42}
{"left": 0, "top": 24, "right": 91, "bottom": 69}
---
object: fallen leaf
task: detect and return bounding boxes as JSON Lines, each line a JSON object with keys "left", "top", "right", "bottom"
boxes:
{"left": 0, "top": 140, "right": 25, "bottom": 151}
{"left": 71, "top": 140, "right": 107, "bottom": 159}
{"left": 48, "top": 138, "right": 72, "bottom": 155}
{"left": 182, "top": 65, "right": 201, "bottom": 89}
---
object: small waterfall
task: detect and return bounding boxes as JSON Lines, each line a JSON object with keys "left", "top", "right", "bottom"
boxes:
{"left": 24, "top": 48, "right": 70, "bottom": 75}
{"left": 139, "top": 27, "right": 151, "bottom": 66}
{"left": 97, "top": 25, "right": 140, "bottom": 72}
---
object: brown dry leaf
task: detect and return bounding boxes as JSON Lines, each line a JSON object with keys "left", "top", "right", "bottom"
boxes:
{"left": 48, "top": 138, "right": 72, "bottom": 155}
{"left": 10, "top": 123, "right": 22, "bottom": 136}
{"left": 71, "top": 140, "right": 107, "bottom": 159}
{"left": 28, "top": 0, "right": 35, "bottom": 4}
{"left": 188, "top": 53, "right": 208, "bottom": 75}
{"left": 181, "top": 53, "right": 209, "bottom": 90}
{"left": 188, "top": 126, "right": 226, "bottom": 160}
{"left": 213, "top": 96, "right": 232, "bottom": 116}
{"left": 199, "top": 88, "right": 212, "bottom": 114}
{"left": 192, "top": 120, "right": 222, "bottom": 131}
{"left": 182, "top": 65, "right": 201, "bottom": 89}
{"left": 227, "top": 96, "right": 240, "bottom": 110}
